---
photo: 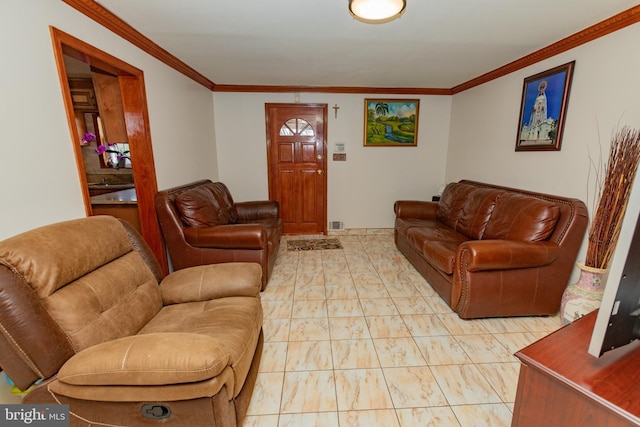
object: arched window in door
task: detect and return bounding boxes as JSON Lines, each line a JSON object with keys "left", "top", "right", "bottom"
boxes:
{"left": 279, "top": 118, "right": 315, "bottom": 136}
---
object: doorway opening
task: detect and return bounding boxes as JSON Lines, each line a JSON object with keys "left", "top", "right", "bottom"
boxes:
{"left": 50, "top": 27, "right": 168, "bottom": 274}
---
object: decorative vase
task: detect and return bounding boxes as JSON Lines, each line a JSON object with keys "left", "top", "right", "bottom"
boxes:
{"left": 560, "top": 262, "right": 608, "bottom": 325}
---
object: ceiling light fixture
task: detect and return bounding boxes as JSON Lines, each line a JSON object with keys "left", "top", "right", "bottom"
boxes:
{"left": 349, "top": 0, "right": 406, "bottom": 24}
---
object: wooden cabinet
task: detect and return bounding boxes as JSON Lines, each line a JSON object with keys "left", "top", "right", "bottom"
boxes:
{"left": 68, "top": 78, "right": 97, "bottom": 111}
{"left": 512, "top": 311, "right": 640, "bottom": 427}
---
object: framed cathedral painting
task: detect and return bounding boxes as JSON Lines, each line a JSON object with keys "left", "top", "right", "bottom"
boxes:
{"left": 515, "top": 61, "right": 575, "bottom": 152}
{"left": 364, "top": 99, "right": 419, "bottom": 146}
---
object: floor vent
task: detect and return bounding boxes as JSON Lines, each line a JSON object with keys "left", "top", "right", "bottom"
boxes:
{"left": 329, "top": 221, "right": 344, "bottom": 230}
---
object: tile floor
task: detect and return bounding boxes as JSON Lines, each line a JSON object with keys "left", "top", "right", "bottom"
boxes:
{"left": 0, "top": 230, "right": 564, "bottom": 427}
{"left": 243, "top": 231, "right": 563, "bottom": 427}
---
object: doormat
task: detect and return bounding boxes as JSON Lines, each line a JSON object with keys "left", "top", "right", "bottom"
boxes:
{"left": 287, "top": 238, "right": 343, "bottom": 251}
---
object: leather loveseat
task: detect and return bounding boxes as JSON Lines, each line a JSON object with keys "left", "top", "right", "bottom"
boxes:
{"left": 155, "top": 180, "right": 282, "bottom": 290}
{"left": 0, "top": 216, "right": 263, "bottom": 427}
{"left": 395, "top": 180, "right": 588, "bottom": 319}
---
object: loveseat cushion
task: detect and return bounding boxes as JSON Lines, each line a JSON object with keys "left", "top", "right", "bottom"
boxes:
{"left": 208, "top": 183, "right": 238, "bottom": 224}
{"left": 175, "top": 186, "right": 228, "bottom": 227}
{"left": 483, "top": 193, "right": 560, "bottom": 241}
{"left": 455, "top": 188, "right": 502, "bottom": 239}
{"left": 436, "top": 183, "right": 477, "bottom": 229}
{"left": 422, "top": 240, "right": 460, "bottom": 274}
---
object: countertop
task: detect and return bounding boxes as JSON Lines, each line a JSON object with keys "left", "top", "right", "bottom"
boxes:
{"left": 90, "top": 188, "right": 137, "bottom": 205}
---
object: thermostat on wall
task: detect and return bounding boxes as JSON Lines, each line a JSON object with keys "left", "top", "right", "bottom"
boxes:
{"left": 334, "top": 143, "right": 345, "bottom": 153}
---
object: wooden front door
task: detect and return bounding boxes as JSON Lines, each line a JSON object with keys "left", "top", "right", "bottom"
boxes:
{"left": 266, "top": 104, "right": 327, "bottom": 235}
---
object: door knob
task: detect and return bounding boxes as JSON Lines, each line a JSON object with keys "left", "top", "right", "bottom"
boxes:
{"left": 317, "top": 169, "right": 323, "bottom": 174}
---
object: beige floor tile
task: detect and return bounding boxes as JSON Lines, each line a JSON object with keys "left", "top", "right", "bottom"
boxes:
{"left": 338, "top": 409, "right": 400, "bottom": 427}
{"left": 288, "top": 318, "right": 331, "bottom": 341}
{"left": 325, "top": 284, "right": 359, "bottom": 299}
{"left": 383, "top": 366, "right": 448, "bottom": 407}
{"left": 402, "top": 314, "right": 450, "bottom": 337}
{"left": 519, "top": 314, "right": 562, "bottom": 333}
{"left": 331, "top": 339, "right": 380, "bottom": 369}
{"left": 492, "top": 332, "right": 542, "bottom": 356}
{"left": 246, "top": 372, "right": 284, "bottom": 415}
{"left": 261, "top": 300, "right": 293, "bottom": 319}
{"left": 324, "top": 273, "right": 356, "bottom": 285}
{"left": 455, "top": 334, "right": 514, "bottom": 364}
{"left": 373, "top": 337, "right": 426, "bottom": 367}
{"left": 475, "top": 362, "right": 521, "bottom": 403}
{"left": 414, "top": 336, "right": 473, "bottom": 365}
{"left": 242, "top": 415, "right": 279, "bottom": 427}
{"left": 477, "top": 316, "right": 531, "bottom": 334}
{"left": 366, "top": 316, "right": 412, "bottom": 338}
{"left": 259, "top": 342, "right": 288, "bottom": 372}
{"left": 291, "top": 299, "right": 327, "bottom": 318}
{"left": 329, "top": 317, "right": 371, "bottom": 339}
{"left": 334, "top": 369, "right": 394, "bottom": 411}
{"left": 396, "top": 407, "right": 461, "bottom": 427}
{"left": 451, "top": 403, "right": 513, "bottom": 427}
{"left": 430, "top": 364, "right": 502, "bottom": 405}
{"left": 280, "top": 371, "right": 337, "bottom": 413}
{"left": 266, "top": 272, "right": 296, "bottom": 287}
{"left": 263, "top": 319, "right": 291, "bottom": 342}
{"left": 327, "top": 299, "right": 364, "bottom": 317}
{"left": 278, "top": 412, "right": 339, "bottom": 427}
{"left": 293, "top": 284, "right": 326, "bottom": 300}
{"left": 439, "top": 313, "right": 491, "bottom": 335}
{"left": 392, "top": 296, "right": 434, "bottom": 315}
{"left": 423, "top": 296, "right": 454, "bottom": 313}
{"left": 261, "top": 285, "right": 295, "bottom": 301}
{"left": 285, "top": 340, "right": 333, "bottom": 371}
{"left": 323, "top": 261, "right": 349, "bottom": 274}
{"left": 360, "top": 298, "right": 399, "bottom": 316}
{"left": 354, "top": 283, "right": 389, "bottom": 298}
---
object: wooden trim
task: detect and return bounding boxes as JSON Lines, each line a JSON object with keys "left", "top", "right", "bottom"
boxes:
{"left": 214, "top": 84, "right": 452, "bottom": 95}
{"left": 50, "top": 26, "right": 169, "bottom": 276}
{"left": 61, "top": 0, "right": 216, "bottom": 91}
{"left": 63, "top": 2, "right": 640, "bottom": 94}
{"left": 452, "top": 5, "right": 640, "bottom": 94}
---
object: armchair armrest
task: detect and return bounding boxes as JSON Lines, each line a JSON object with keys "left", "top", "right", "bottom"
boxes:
{"left": 183, "top": 224, "right": 265, "bottom": 249}
{"left": 394, "top": 200, "right": 438, "bottom": 220}
{"left": 160, "top": 262, "right": 262, "bottom": 304}
{"left": 458, "top": 240, "right": 560, "bottom": 272}
{"left": 235, "top": 200, "right": 279, "bottom": 221}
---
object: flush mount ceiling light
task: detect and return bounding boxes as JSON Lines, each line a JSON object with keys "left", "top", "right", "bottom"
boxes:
{"left": 349, "top": 0, "right": 406, "bottom": 24}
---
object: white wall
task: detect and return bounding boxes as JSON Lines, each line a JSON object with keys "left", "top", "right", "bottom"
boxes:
{"left": 447, "top": 22, "right": 640, "bottom": 264}
{"left": 0, "top": 0, "right": 218, "bottom": 240}
{"left": 213, "top": 92, "right": 452, "bottom": 229}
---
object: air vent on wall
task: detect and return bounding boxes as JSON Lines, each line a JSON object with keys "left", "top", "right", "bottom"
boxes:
{"left": 329, "top": 221, "right": 344, "bottom": 230}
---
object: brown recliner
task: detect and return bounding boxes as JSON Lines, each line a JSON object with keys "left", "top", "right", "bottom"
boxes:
{"left": 0, "top": 216, "right": 263, "bottom": 427}
{"left": 155, "top": 180, "right": 282, "bottom": 290}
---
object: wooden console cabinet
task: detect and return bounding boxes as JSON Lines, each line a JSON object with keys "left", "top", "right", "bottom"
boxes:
{"left": 512, "top": 311, "right": 640, "bottom": 426}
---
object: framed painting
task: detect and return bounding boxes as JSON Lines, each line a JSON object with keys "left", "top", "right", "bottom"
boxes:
{"left": 515, "top": 61, "right": 575, "bottom": 152}
{"left": 364, "top": 99, "right": 419, "bottom": 146}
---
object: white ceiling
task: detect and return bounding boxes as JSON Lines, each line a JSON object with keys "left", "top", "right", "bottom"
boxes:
{"left": 97, "top": 0, "right": 639, "bottom": 89}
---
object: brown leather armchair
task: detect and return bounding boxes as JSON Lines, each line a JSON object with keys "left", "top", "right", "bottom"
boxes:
{"left": 0, "top": 216, "right": 263, "bottom": 427}
{"left": 155, "top": 180, "right": 282, "bottom": 290}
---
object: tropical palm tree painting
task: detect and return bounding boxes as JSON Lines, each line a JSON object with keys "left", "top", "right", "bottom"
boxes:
{"left": 364, "top": 99, "right": 419, "bottom": 146}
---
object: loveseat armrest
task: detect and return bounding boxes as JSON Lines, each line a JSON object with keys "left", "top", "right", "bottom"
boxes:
{"left": 183, "top": 224, "right": 265, "bottom": 249}
{"left": 160, "top": 263, "right": 262, "bottom": 304}
{"left": 458, "top": 240, "right": 560, "bottom": 272}
{"left": 394, "top": 200, "right": 438, "bottom": 220}
{"left": 236, "top": 200, "right": 279, "bottom": 221}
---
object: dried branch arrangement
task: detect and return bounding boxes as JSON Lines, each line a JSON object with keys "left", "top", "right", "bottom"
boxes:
{"left": 585, "top": 126, "right": 640, "bottom": 269}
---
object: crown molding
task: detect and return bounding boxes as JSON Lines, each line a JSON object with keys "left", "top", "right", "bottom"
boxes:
{"left": 451, "top": 5, "right": 640, "bottom": 94}
{"left": 212, "top": 84, "right": 452, "bottom": 95}
{"left": 61, "top": 0, "right": 216, "bottom": 91}
{"left": 63, "top": 1, "right": 640, "bottom": 95}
